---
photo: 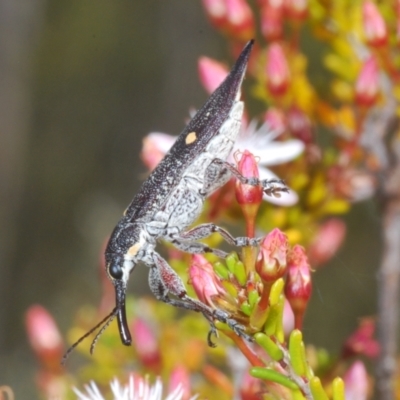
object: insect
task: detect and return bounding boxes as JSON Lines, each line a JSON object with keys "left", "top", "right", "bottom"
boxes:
{"left": 62, "top": 39, "right": 288, "bottom": 363}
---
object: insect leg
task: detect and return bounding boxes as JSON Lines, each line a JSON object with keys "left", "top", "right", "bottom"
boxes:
{"left": 205, "top": 158, "right": 289, "bottom": 197}
{"left": 169, "top": 239, "right": 229, "bottom": 258}
{"left": 200, "top": 162, "right": 232, "bottom": 197}
{"left": 172, "top": 224, "right": 262, "bottom": 247}
{"left": 148, "top": 252, "right": 253, "bottom": 343}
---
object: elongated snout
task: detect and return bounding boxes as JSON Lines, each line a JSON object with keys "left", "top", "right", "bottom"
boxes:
{"left": 114, "top": 280, "right": 132, "bottom": 345}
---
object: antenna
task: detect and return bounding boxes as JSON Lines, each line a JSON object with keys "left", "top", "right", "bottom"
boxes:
{"left": 61, "top": 308, "right": 117, "bottom": 365}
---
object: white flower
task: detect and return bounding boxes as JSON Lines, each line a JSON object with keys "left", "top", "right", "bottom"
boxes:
{"left": 141, "top": 118, "right": 304, "bottom": 207}
{"left": 74, "top": 375, "right": 193, "bottom": 400}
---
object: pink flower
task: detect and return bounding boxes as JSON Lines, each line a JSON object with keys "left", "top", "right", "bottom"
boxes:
{"left": 362, "top": 1, "right": 387, "bottom": 47}
{"left": 308, "top": 218, "right": 346, "bottom": 267}
{"left": 198, "top": 56, "right": 229, "bottom": 94}
{"left": 266, "top": 43, "right": 290, "bottom": 96}
{"left": 25, "top": 305, "right": 64, "bottom": 369}
{"left": 355, "top": 56, "right": 379, "bottom": 107}
{"left": 256, "top": 228, "right": 288, "bottom": 283}
{"left": 284, "top": 246, "right": 312, "bottom": 329}
{"left": 189, "top": 254, "right": 226, "bottom": 307}
{"left": 344, "top": 361, "right": 369, "bottom": 400}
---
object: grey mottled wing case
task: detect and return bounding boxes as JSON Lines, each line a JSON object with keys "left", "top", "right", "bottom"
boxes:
{"left": 125, "top": 40, "right": 254, "bottom": 222}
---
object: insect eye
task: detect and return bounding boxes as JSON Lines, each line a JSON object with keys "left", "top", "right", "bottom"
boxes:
{"left": 109, "top": 263, "right": 123, "bottom": 280}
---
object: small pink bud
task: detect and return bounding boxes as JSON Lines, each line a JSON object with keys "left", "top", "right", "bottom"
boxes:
{"left": 169, "top": 366, "right": 192, "bottom": 400}
{"left": 284, "top": 245, "right": 312, "bottom": 329}
{"left": 362, "top": 1, "right": 388, "bottom": 47}
{"left": 225, "top": 0, "right": 255, "bottom": 41}
{"left": 189, "top": 254, "right": 226, "bottom": 307}
{"left": 264, "top": 108, "right": 286, "bottom": 134}
{"left": 344, "top": 361, "right": 369, "bottom": 400}
{"left": 256, "top": 228, "right": 288, "bottom": 283}
{"left": 342, "top": 318, "right": 380, "bottom": 359}
{"left": 235, "top": 150, "right": 263, "bottom": 206}
{"left": 283, "top": 0, "right": 308, "bottom": 20}
{"left": 308, "top": 219, "right": 346, "bottom": 267}
{"left": 235, "top": 150, "right": 263, "bottom": 237}
{"left": 266, "top": 44, "right": 290, "bottom": 96}
{"left": 132, "top": 318, "right": 161, "bottom": 370}
{"left": 25, "top": 305, "right": 64, "bottom": 369}
{"left": 261, "top": 3, "right": 283, "bottom": 41}
{"left": 141, "top": 133, "right": 176, "bottom": 170}
{"left": 286, "top": 107, "right": 313, "bottom": 143}
{"left": 198, "top": 57, "right": 229, "bottom": 94}
{"left": 202, "top": 0, "right": 228, "bottom": 30}
{"left": 355, "top": 56, "right": 379, "bottom": 107}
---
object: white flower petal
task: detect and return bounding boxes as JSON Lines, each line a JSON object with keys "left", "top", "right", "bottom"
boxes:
{"left": 259, "top": 167, "right": 299, "bottom": 206}
{"left": 74, "top": 381, "right": 106, "bottom": 400}
{"left": 239, "top": 139, "right": 304, "bottom": 166}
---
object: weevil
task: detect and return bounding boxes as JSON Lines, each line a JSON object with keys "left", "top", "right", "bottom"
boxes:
{"left": 62, "top": 40, "right": 288, "bottom": 363}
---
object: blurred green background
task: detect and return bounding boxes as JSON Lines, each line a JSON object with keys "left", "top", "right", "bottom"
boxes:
{"left": 0, "top": 1, "right": 380, "bottom": 399}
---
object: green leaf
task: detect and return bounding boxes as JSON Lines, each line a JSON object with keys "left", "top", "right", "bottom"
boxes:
{"left": 250, "top": 367, "right": 299, "bottom": 390}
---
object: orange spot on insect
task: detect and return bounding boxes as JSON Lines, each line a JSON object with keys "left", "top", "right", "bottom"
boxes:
{"left": 127, "top": 243, "right": 141, "bottom": 257}
{"left": 185, "top": 132, "right": 197, "bottom": 145}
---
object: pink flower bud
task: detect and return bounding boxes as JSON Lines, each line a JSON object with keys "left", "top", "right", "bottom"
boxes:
{"left": 355, "top": 56, "right": 379, "bottom": 107}
{"left": 256, "top": 228, "right": 288, "bottom": 283}
{"left": 342, "top": 318, "right": 380, "bottom": 359}
{"left": 169, "top": 366, "right": 192, "bottom": 400}
{"left": 308, "top": 218, "right": 346, "bottom": 267}
{"left": 198, "top": 57, "right": 229, "bottom": 94}
{"left": 141, "top": 133, "right": 176, "bottom": 170}
{"left": 189, "top": 254, "right": 226, "bottom": 307}
{"left": 25, "top": 305, "right": 64, "bottom": 369}
{"left": 344, "top": 361, "right": 369, "bottom": 400}
{"left": 362, "top": 1, "right": 388, "bottom": 47}
{"left": 202, "top": 0, "right": 228, "bottom": 30}
{"left": 235, "top": 150, "right": 263, "bottom": 237}
{"left": 284, "top": 245, "right": 312, "bottom": 329}
{"left": 283, "top": 0, "right": 308, "bottom": 20}
{"left": 261, "top": 3, "right": 283, "bottom": 41}
{"left": 264, "top": 108, "right": 286, "bottom": 134}
{"left": 132, "top": 318, "right": 161, "bottom": 370}
{"left": 266, "top": 44, "right": 290, "bottom": 96}
{"left": 225, "top": 0, "right": 255, "bottom": 41}
{"left": 235, "top": 150, "right": 263, "bottom": 206}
